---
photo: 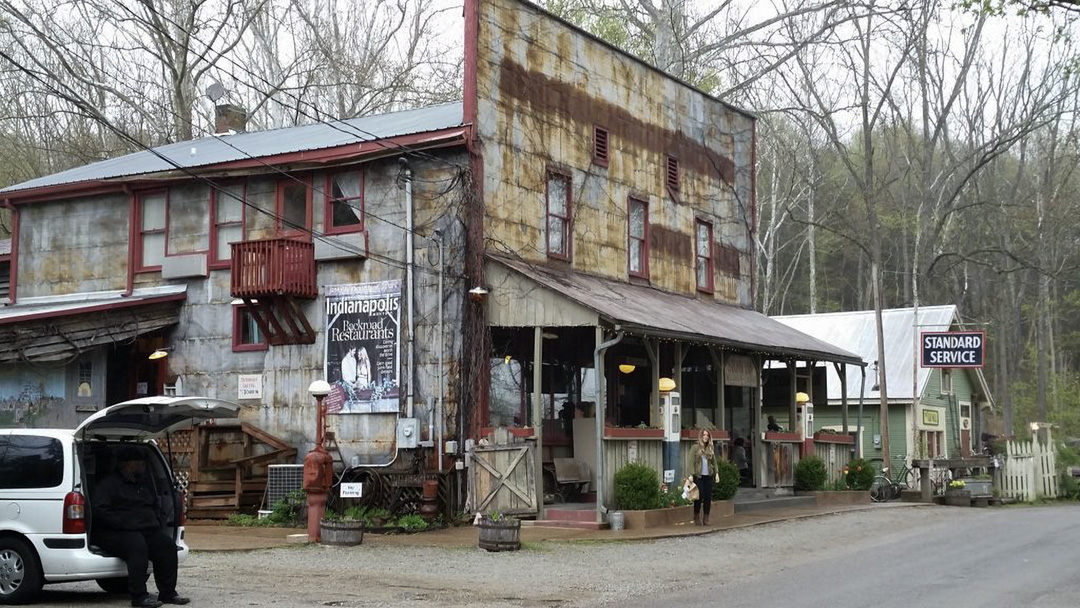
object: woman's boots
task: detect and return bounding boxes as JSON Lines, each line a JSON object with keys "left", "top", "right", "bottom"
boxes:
{"left": 693, "top": 512, "right": 701, "bottom": 526}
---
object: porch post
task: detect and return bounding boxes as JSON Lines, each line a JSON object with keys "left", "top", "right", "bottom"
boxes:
{"left": 645, "top": 338, "right": 659, "bottom": 428}
{"left": 533, "top": 326, "right": 544, "bottom": 519}
{"left": 709, "top": 348, "right": 725, "bottom": 434}
{"left": 837, "top": 362, "right": 849, "bottom": 434}
{"left": 789, "top": 360, "right": 798, "bottom": 431}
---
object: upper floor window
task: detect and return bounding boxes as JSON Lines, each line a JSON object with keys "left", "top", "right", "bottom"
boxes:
{"left": 546, "top": 170, "right": 572, "bottom": 260}
{"left": 628, "top": 197, "right": 649, "bottom": 278}
{"left": 665, "top": 155, "right": 680, "bottom": 193}
{"left": 136, "top": 191, "right": 167, "bottom": 271}
{"left": 211, "top": 183, "right": 245, "bottom": 266}
{"left": 592, "top": 126, "right": 609, "bottom": 167}
{"left": 325, "top": 171, "right": 364, "bottom": 234}
{"left": 233, "top": 303, "right": 268, "bottom": 352}
{"left": 695, "top": 219, "right": 713, "bottom": 293}
{"left": 940, "top": 369, "right": 953, "bottom": 394}
{"left": 276, "top": 177, "right": 311, "bottom": 237}
{"left": 0, "top": 254, "right": 9, "bottom": 302}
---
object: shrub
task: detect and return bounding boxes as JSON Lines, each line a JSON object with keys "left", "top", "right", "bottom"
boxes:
{"left": 395, "top": 514, "right": 430, "bottom": 531}
{"left": 845, "top": 458, "right": 875, "bottom": 491}
{"left": 613, "top": 461, "right": 663, "bottom": 510}
{"left": 713, "top": 458, "right": 740, "bottom": 501}
{"left": 794, "top": 456, "right": 828, "bottom": 491}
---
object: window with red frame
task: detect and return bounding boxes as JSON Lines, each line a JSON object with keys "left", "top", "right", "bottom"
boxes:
{"left": 628, "top": 197, "right": 649, "bottom": 278}
{"left": 546, "top": 170, "right": 572, "bottom": 260}
{"left": 233, "top": 304, "right": 267, "bottom": 351}
{"left": 211, "top": 183, "right": 245, "bottom": 266}
{"left": 276, "top": 178, "right": 311, "bottom": 236}
{"left": 695, "top": 219, "right": 714, "bottom": 292}
{"left": 136, "top": 191, "right": 167, "bottom": 271}
{"left": 325, "top": 171, "right": 364, "bottom": 233}
{"left": 0, "top": 254, "right": 10, "bottom": 301}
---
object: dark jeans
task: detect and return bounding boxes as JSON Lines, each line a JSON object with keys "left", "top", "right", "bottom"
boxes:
{"left": 693, "top": 474, "right": 715, "bottom": 516}
{"left": 93, "top": 528, "right": 178, "bottom": 601}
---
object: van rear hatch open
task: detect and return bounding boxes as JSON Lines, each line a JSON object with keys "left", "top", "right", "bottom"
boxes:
{"left": 76, "top": 396, "right": 240, "bottom": 441}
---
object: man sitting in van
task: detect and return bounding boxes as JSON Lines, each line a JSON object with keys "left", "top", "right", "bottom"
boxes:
{"left": 91, "top": 446, "right": 190, "bottom": 608}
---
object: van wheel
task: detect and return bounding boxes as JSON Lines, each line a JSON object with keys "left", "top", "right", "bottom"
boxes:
{"left": 0, "top": 538, "right": 43, "bottom": 605}
{"left": 96, "top": 577, "right": 128, "bottom": 594}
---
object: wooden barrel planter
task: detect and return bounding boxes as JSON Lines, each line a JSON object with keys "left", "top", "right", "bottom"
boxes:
{"left": 320, "top": 520, "right": 365, "bottom": 546}
{"left": 477, "top": 518, "right": 521, "bottom": 552}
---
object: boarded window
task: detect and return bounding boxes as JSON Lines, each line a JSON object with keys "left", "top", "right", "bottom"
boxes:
{"left": 717, "top": 243, "right": 740, "bottom": 277}
{"left": 212, "top": 183, "right": 245, "bottom": 265}
{"left": 628, "top": 197, "right": 648, "bottom": 277}
{"left": 277, "top": 179, "right": 311, "bottom": 236}
{"left": 695, "top": 219, "right": 713, "bottom": 292}
{"left": 546, "top": 171, "right": 572, "bottom": 260}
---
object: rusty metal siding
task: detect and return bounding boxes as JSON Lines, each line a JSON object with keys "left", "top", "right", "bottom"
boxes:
{"left": 476, "top": 0, "right": 755, "bottom": 307}
{"left": 16, "top": 193, "right": 129, "bottom": 298}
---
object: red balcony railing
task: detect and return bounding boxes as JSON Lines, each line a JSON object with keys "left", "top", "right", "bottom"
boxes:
{"left": 231, "top": 237, "right": 317, "bottom": 299}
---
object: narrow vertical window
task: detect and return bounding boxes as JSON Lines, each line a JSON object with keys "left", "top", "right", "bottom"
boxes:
{"left": 665, "top": 155, "right": 680, "bottom": 193}
{"left": 137, "top": 191, "right": 167, "bottom": 270}
{"left": 233, "top": 303, "right": 268, "bottom": 351}
{"left": 276, "top": 178, "right": 311, "bottom": 237}
{"left": 628, "top": 197, "right": 648, "bottom": 278}
{"left": 940, "top": 369, "right": 953, "bottom": 394}
{"left": 546, "top": 170, "right": 572, "bottom": 260}
{"left": 593, "top": 126, "right": 609, "bottom": 167}
{"left": 211, "top": 183, "right": 244, "bottom": 266}
{"left": 0, "top": 250, "right": 10, "bottom": 301}
{"left": 326, "top": 171, "right": 364, "bottom": 233}
{"left": 695, "top": 219, "right": 713, "bottom": 293}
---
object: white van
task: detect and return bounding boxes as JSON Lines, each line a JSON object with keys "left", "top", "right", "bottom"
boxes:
{"left": 0, "top": 396, "right": 239, "bottom": 605}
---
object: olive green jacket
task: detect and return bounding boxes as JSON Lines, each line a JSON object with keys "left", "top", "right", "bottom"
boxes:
{"left": 686, "top": 443, "right": 719, "bottom": 479}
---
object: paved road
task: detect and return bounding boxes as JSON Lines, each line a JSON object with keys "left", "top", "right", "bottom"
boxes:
{"left": 29, "top": 504, "right": 1080, "bottom": 607}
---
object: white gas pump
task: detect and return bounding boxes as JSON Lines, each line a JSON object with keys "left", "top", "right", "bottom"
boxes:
{"left": 795, "top": 392, "right": 812, "bottom": 439}
{"left": 661, "top": 391, "right": 681, "bottom": 483}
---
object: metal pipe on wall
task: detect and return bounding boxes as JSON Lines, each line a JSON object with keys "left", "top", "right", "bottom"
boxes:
{"left": 436, "top": 230, "right": 445, "bottom": 472}
{"left": 594, "top": 325, "right": 624, "bottom": 524}
{"left": 401, "top": 158, "right": 415, "bottom": 420}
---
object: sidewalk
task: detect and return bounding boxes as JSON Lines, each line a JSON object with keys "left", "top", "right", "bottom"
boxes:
{"left": 185, "top": 502, "right": 924, "bottom": 551}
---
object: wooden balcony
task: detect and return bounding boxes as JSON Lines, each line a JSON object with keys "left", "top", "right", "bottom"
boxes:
{"left": 231, "top": 237, "right": 317, "bottom": 299}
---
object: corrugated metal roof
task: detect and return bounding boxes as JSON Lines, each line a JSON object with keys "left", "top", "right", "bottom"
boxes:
{"left": 773, "top": 305, "right": 959, "bottom": 402}
{"left": 492, "top": 255, "right": 862, "bottom": 364}
{"left": 0, "top": 284, "right": 187, "bottom": 324}
{"left": 1, "top": 102, "right": 465, "bottom": 194}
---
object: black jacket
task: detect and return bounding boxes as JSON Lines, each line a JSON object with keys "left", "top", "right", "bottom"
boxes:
{"left": 92, "top": 472, "right": 164, "bottom": 532}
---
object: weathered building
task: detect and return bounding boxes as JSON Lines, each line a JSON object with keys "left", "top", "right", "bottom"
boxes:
{"left": 0, "top": 0, "right": 861, "bottom": 518}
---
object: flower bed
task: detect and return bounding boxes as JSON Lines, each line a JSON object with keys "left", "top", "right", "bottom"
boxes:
{"left": 618, "top": 502, "right": 735, "bottom": 529}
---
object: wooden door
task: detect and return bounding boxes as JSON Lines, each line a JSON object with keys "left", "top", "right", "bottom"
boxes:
{"left": 469, "top": 443, "right": 537, "bottom": 517}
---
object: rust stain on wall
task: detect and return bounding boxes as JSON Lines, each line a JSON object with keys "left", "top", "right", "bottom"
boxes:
{"left": 497, "top": 58, "right": 737, "bottom": 185}
{"left": 651, "top": 224, "right": 690, "bottom": 260}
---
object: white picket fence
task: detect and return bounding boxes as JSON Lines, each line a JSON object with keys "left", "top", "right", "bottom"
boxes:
{"left": 993, "top": 438, "right": 1059, "bottom": 501}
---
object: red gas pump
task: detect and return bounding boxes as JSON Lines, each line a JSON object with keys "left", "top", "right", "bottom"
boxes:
{"left": 304, "top": 381, "right": 334, "bottom": 542}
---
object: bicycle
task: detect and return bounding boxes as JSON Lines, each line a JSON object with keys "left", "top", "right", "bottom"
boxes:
{"left": 870, "top": 460, "right": 917, "bottom": 502}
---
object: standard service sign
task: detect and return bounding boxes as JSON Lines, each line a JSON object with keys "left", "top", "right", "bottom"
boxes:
{"left": 920, "top": 331, "right": 985, "bottom": 368}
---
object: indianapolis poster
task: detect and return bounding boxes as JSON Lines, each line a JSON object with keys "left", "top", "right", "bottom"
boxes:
{"left": 323, "top": 280, "right": 401, "bottom": 414}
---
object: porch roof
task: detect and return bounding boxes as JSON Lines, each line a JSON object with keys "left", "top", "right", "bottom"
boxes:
{"left": 0, "top": 285, "right": 186, "bottom": 362}
{"left": 489, "top": 256, "right": 862, "bottom": 365}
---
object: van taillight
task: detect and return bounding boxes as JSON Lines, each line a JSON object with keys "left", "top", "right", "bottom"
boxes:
{"left": 63, "top": 492, "right": 86, "bottom": 534}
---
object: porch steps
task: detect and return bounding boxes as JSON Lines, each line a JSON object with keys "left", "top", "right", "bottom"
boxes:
{"left": 527, "top": 503, "right": 609, "bottom": 530}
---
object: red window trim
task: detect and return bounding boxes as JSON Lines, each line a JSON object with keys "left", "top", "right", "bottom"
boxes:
{"left": 665, "top": 155, "right": 680, "bottom": 194}
{"left": 627, "top": 196, "right": 649, "bottom": 279}
{"left": 695, "top": 218, "right": 714, "bottom": 294}
{"left": 275, "top": 176, "right": 312, "bottom": 239}
{"left": 210, "top": 182, "right": 246, "bottom": 269}
{"left": 545, "top": 169, "right": 572, "bottom": 261}
{"left": 232, "top": 303, "right": 268, "bottom": 352}
{"left": 135, "top": 190, "right": 168, "bottom": 273}
{"left": 592, "top": 125, "right": 610, "bottom": 167}
{"left": 324, "top": 170, "right": 365, "bottom": 235}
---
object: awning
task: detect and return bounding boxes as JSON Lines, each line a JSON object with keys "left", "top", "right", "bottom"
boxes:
{"left": 0, "top": 285, "right": 186, "bottom": 362}
{"left": 487, "top": 255, "right": 862, "bottom": 365}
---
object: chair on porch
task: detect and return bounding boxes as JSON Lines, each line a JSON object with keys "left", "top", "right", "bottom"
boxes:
{"left": 552, "top": 458, "right": 591, "bottom": 503}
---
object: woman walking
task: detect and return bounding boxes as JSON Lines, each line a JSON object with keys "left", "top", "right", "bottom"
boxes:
{"left": 687, "top": 429, "right": 720, "bottom": 525}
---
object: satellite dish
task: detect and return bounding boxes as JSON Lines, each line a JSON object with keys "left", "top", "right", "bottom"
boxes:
{"left": 206, "top": 81, "right": 225, "bottom": 102}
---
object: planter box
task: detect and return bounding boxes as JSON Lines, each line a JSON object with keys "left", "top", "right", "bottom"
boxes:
{"left": 958, "top": 478, "right": 993, "bottom": 497}
{"left": 620, "top": 501, "right": 735, "bottom": 529}
{"left": 944, "top": 490, "right": 971, "bottom": 507}
{"left": 796, "top": 490, "right": 870, "bottom": 506}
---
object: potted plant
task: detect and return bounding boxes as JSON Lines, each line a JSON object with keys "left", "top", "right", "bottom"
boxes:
{"left": 476, "top": 510, "right": 521, "bottom": 551}
{"left": 320, "top": 507, "right": 366, "bottom": 546}
{"left": 944, "top": 480, "right": 971, "bottom": 507}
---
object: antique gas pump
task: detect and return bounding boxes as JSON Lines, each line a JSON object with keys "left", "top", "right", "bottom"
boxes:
{"left": 304, "top": 380, "right": 334, "bottom": 543}
{"left": 796, "top": 392, "right": 813, "bottom": 456}
{"left": 660, "top": 379, "right": 680, "bottom": 484}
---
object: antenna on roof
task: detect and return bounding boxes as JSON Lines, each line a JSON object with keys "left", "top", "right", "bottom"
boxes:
{"left": 206, "top": 81, "right": 225, "bottom": 103}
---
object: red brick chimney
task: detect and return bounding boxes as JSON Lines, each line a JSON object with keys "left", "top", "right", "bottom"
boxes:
{"left": 214, "top": 104, "right": 248, "bottom": 134}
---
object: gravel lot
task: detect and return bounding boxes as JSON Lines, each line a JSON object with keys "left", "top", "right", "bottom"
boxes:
{"left": 38, "top": 506, "right": 963, "bottom": 608}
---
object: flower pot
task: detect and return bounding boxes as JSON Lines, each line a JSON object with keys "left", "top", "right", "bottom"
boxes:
{"left": 320, "top": 520, "right": 365, "bottom": 546}
{"left": 944, "top": 490, "right": 971, "bottom": 507}
{"left": 477, "top": 518, "right": 521, "bottom": 552}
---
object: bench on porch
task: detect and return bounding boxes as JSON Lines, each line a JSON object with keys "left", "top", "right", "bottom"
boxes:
{"left": 551, "top": 458, "right": 591, "bottom": 503}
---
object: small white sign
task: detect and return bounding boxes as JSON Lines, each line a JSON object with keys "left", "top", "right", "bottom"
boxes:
{"left": 136, "top": 382, "right": 148, "bottom": 395}
{"left": 627, "top": 440, "right": 638, "bottom": 462}
{"left": 340, "top": 482, "right": 363, "bottom": 498}
{"left": 237, "top": 374, "right": 263, "bottom": 400}
{"left": 663, "top": 469, "right": 675, "bottom": 484}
